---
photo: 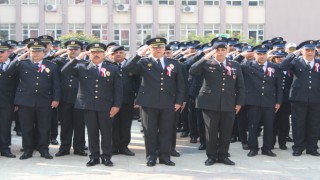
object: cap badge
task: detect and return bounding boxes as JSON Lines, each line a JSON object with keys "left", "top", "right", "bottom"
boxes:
{"left": 156, "top": 39, "right": 160, "bottom": 42}
{"left": 71, "top": 41, "right": 75, "bottom": 44}
{"left": 95, "top": 44, "right": 99, "bottom": 47}
{"left": 262, "top": 45, "right": 265, "bottom": 48}
{"left": 34, "top": 42, "right": 38, "bottom": 45}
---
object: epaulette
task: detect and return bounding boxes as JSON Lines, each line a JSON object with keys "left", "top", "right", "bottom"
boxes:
{"left": 44, "top": 59, "right": 56, "bottom": 65}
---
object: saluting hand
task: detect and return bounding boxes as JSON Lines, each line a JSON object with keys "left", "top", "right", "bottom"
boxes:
{"left": 137, "top": 45, "right": 149, "bottom": 57}
{"left": 203, "top": 49, "right": 216, "bottom": 60}
{"left": 75, "top": 51, "right": 90, "bottom": 60}
{"left": 235, "top": 105, "right": 242, "bottom": 114}
{"left": 110, "top": 107, "right": 120, "bottom": 118}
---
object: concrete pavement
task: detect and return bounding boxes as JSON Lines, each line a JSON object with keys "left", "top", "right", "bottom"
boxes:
{"left": 1, "top": 120, "right": 320, "bottom": 180}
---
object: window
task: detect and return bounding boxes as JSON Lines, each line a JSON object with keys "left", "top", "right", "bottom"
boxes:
{"left": 22, "top": 24, "right": 38, "bottom": 39}
{"left": 45, "top": 0, "right": 60, "bottom": 4}
{"left": 92, "top": 0, "right": 107, "bottom": 5}
{"left": 248, "top": 24, "right": 264, "bottom": 42}
{"left": 92, "top": 24, "right": 108, "bottom": 44}
{"left": 158, "top": 24, "right": 175, "bottom": 42}
{"left": 136, "top": 24, "right": 152, "bottom": 48}
{"left": 45, "top": 24, "right": 62, "bottom": 39}
{"left": 204, "top": 0, "right": 219, "bottom": 6}
{"left": 204, "top": 24, "right": 220, "bottom": 35}
{"left": 69, "top": 24, "right": 85, "bottom": 34}
{"left": 182, "top": 0, "right": 197, "bottom": 6}
{"left": 68, "top": 0, "right": 85, "bottom": 5}
{"left": 226, "top": 24, "right": 242, "bottom": 36}
{"left": 249, "top": 0, "right": 264, "bottom": 6}
{"left": 0, "top": 0, "right": 16, "bottom": 4}
{"left": 180, "top": 24, "right": 197, "bottom": 41}
{"left": 159, "top": 0, "right": 174, "bottom": 5}
{"left": 114, "top": 0, "right": 129, "bottom": 4}
{"left": 114, "top": 24, "right": 130, "bottom": 51}
{"left": 138, "top": 0, "right": 152, "bottom": 5}
{"left": 22, "top": 0, "right": 38, "bottom": 4}
{"left": 0, "top": 24, "right": 15, "bottom": 40}
{"left": 226, "top": 0, "right": 242, "bottom": 6}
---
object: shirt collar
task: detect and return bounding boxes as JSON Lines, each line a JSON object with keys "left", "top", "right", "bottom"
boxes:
{"left": 304, "top": 59, "right": 315, "bottom": 66}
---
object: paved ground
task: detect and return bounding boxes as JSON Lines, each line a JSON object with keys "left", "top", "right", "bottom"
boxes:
{"left": 1, "top": 120, "right": 320, "bottom": 180}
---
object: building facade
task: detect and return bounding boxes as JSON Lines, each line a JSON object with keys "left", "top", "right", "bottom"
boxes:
{"left": 0, "top": 0, "right": 318, "bottom": 54}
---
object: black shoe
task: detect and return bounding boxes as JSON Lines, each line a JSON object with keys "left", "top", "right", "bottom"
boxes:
{"left": 83, "top": 145, "right": 88, "bottom": 150}
{"left": 159, "top": 159, "right": 175, "bottom": 166}
{"left": 50, "top": 139, "right": 59, "bottom": 145}
{"left": 19, "top": 153, "right": 32, "bottom": 160}
{"left": 292, "top": 150, "right": 302, "bottom": 156}
{"left": 204, "top": 158, "right": 216, "bottom": 166}
{"left": 170, "top": 149, "right": 180, "bottom": 157}
{"left": 101, "top": 158, "right": 113, "bottom": 166}
{"left": 180, "top": 132, "right": 189, "bottom": 138}
{"left": 217, "top": 157, "right": 235, "bottom": 165}
{"left": 146, "top": 159, "right": 156, "bottom": 167}
{"left": 190, "top": 137, "right": 197, "bottom": 143}
{"left": 279, "top": 144, "right": 287, "bottom": 150}
{"left": 41, "top": 153, "right": 53, "bottom": 159}
{"left": 16, "top": 131, "right": 22, "bottom": 136}
{"left": 262, "top": 150, "right": 277, "bottom": 157}
{"left": 55, "top": 150, "right": 70, "bottom": 157}
{"left": 198, "top": 144, "right": 206, "bottom": 150}
{"left": 74, "top": 149, "right": 88, "bottom": 156}
{"left": 306, "top": 150, "right": 320, "bottom": 156}
{"left": 20, "top": 148, "right": 24, "bottom": 152}
{"left": 119, "top": 148, "right": 135, "bottom": 156}
{"left": 286, "top": 136, "right": 294, "bottom": 142}
{"left": 247, "top": 150, "right": 258, "bottom": 157}
{"left": 227, "top": 152, "right": 231, "bottom": 157}
{"left": 242, "top": 144, "right": 249, "bottom": 150}
{"left": 1, "top": 152, "right": 16, "bottom": 158}
{"left": 86, "top": 159, "right": 100, "bottom": 167}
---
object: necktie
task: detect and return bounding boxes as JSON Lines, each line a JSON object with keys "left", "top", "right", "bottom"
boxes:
{"left": 157, "top": 59, "right": 163, "bottom": 70}
{"left": 118, "top": 63, "right": 122, "bottom": 71}
{"left": 95, "top": 65, "right": 100, "bottom": 76}
{"left": 0, "top": 63, "right": 4, "bottom": 71}
{"left": 259, "top": 64, "right": 265, "bottom": 72}
{"left": 34, "top": 63, "right": 39, "bottom": 70}
{"left": 220, "top": 62, "right": 225, "bottom": 69}
{"left": 307, "top": 62, "right": 312, "bottom": 70}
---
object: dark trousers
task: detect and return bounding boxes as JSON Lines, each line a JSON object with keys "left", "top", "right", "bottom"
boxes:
{"left": 180, "top": 103, "right": 189, "bottom": 133}
{"left": 84, "top": 110, "right": 112, "bottom": 159}
{"left": 171, "top": 110, "right": 181, "bottom": 149}
{"left": 273, "top": 102, "right": 291, "bottom": 146}
{"left": 13, "top": 111, "right": 21, "bottom": 132}
{"left": 59, "top": 102, "right": 85, "bottom": 151}
{"left": 291, "top": 102, "right": 320, "bottom": 152}
{"left": 247, "top": 105, "right": 275, "bottom": 151}
{"left": 141, "top": 106, "right": 174, "bottom": 161}
{"left": 50, "top": 108, "right": 58, "bottom": 140}
{"left": 19, "top": 106, "right": 52, "bottom": 155}
{"left": 188, "top": 97, "right": 198, "bottom": 138}
{"left": 112, "top": 103, "right": 134, "bottom": 150}
{"left": 0, "top": 106, "right": 14, "bottom": 153}
{"left": 237, "top": 106, "right": 248, "bottom": 144}
{"left": 202, "top": 109, "right": 234, "bottom": 159}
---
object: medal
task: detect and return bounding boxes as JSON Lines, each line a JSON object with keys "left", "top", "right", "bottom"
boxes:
{"left": 169, "top": 64, "right": 174, "bottom": 69}
{"left": 106, "top": 71, "right": 110, "bottom": 76}
{"left": 45, "top": 68, "right": 50, "bottom": 73}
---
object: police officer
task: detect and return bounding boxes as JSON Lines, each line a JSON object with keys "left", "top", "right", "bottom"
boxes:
{"left": 54, "top": 40, "right": 87, "bottom": 157}
{"left": 61, "top": 43, "right": 123, "bottom": 167}
{"left": 124, "top": 37, "right": 185, "bottom": 167}
{"left": 6, "top": 41, "right": 61, "bottom": 160}
{"left": 0, "top": 42, "right": 17, "bottom": 158}
{"left": 111, "top": 45, "right": 139, "bottom": 156}
{"left": 241, "top": 45, "right": 282, "bottom": 157}
{"left": 280, "top": 40, "right": 320, "bottom": 156}
{"left": 190, "top": 38, "right": 245, "bottom": 166}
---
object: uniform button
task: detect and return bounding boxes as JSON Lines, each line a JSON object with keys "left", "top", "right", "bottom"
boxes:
{"left": 161, "top": 88, "right": 163, "bottom": 90}
{"left": 264, "top": 75, "right": 266, "bottom": 78}
{"left": 96, "top": 79, "right": 98, "bottom": 82}
{"left": 96, "top": 85, "right": 98, "bottom": 87}
{"left": 36, "top": 83, "right": 39, "bottom": 85}
{"left": 309, "top": 81, "right": 312, "bottom": 83}
{"left": 69, "top": 85, "right": 72, "bottom": 87}
{"left": 35, "top": 90, "right": 38, "bottom": 92}
{"left": 282, "top": 87, "right": 285, "bottom": 89}
{"left": 95, "top": 91, "right": 98, "bottom": 93}
{"left": 223, "top": 73, "right": 225, "bottom": 76}
{"left": 262, "top": 87, "right": 264, "bottom": 89}
{"left": 262, "top": 93, "right": 264, "bottom": 95}
{"left": 222, "top": 83, "right": 225, "bottom": 86}
{"left": 161, "top": 78, "right": 163, "bottom": 80}
{"left": 282, "top": 83, "right": 285, "bottom": 86}
{"left": 309, "top": 76, "right": 311, "bottom": 78}
{"left": 309, "top": 86, "right": 312, "bottom": 89}
{"left": 262, "top": 81, "right": 265, "bottom": 83}
{"left": 70, "top": 80, "right": 73, "bottom": 82}
{"left": 95, "top": 96, "right": 98, "bottom": 99}
{"left": 222, "top": 88, "right": 225, "bottom": 91}
{"left": 309, "top": 71, "right": 312, "bottom": 73}
{"left": 161, "top": 73, "right": 163, "bottom": 75}
{"left": 283, "top": 80, "right": 285, "bottom": 82}
{"left": 223, "top": 78, "right": 225, "bottom": 81}
{"left": 161, "top": 83, "right": 163, "bottom": 85}
{"left": 36, "top": 77, "right": 39, "bottom": 79}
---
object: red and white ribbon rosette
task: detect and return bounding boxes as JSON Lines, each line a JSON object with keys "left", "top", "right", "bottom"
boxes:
{"left": 267, "top": 67, "right": 273, "bottom": 77}
{"left": 166, "top": 66, "right": 172, "bottom": 76}
{"left": 38, "top": 64, "right": 46, "bottom": 73}
{"left": 100, "top": 67, "right": 106, "bottom": 77}
{"left": 226, "top": 66, "right": 232, "bottom": 76}
{"left": 314, "top": 63, "right": 319, "bottom": 72}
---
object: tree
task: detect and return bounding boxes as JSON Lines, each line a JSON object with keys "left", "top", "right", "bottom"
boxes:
{"left": 58, "top": 32, "right": 100, "bottom": 48}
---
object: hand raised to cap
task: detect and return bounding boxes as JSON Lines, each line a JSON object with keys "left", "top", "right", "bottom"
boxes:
{"left": 203, "top": 49, "right": 216, "bottom": 60}
{"left": 75, "top": 51, "right": 90, "bottom": 60}
{"left": 136, "top": 45, "right": 149, "bottom": 57}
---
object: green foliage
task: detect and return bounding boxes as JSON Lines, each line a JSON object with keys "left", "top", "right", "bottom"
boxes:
{"left": 58, "top": 32, "right": 100, "bottom": 48}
